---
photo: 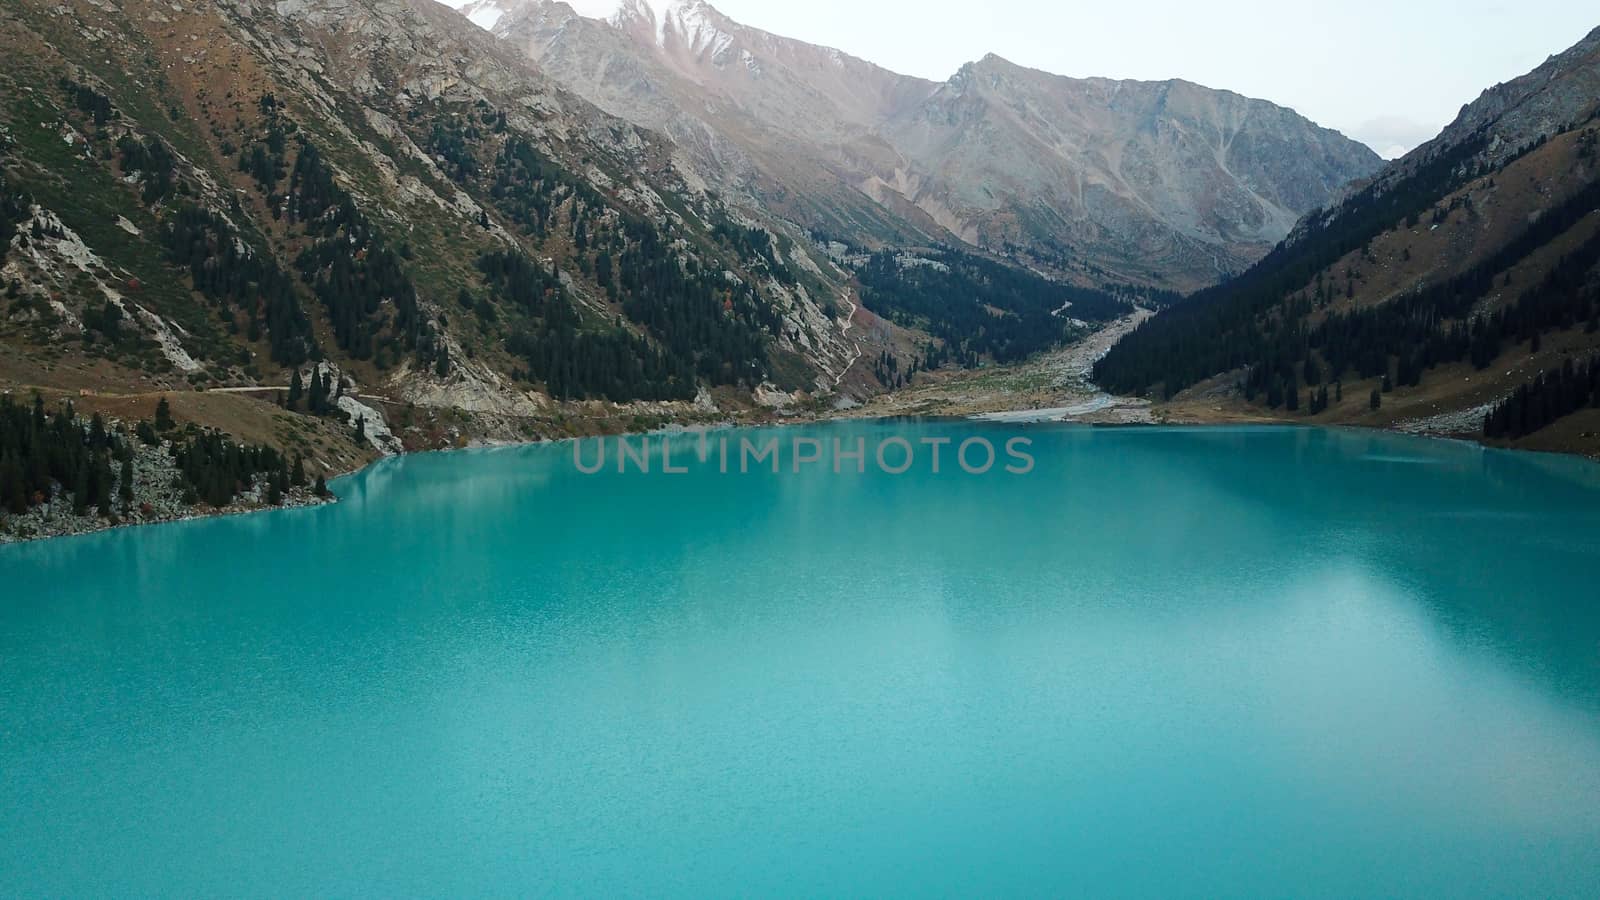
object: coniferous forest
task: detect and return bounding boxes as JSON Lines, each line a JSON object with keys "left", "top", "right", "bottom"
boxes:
{"left": 1483, "top": 354, "right": 1600, "bottom": 439}
{"left": 286, "top": 142, "right": 422, "bottom": 364}
{"left": 411, "top": 106, "right": 784, "bottom": 400}
{"left": 855, "top": 247, "right": 1134, "bottom": 366}
{"left": 1094, "top": 117, "right": 1600, "bottom": 405}
{"left": 477, "top": 251, "right": 696, "bottom": 402}
{"left": 0, "top": 396, "right": 120, "bottom": 517}
{"left": 161, "top": 206, "right": 319, "bottom": 366}
{"left": 0, "top": 395, "right": 312, "bottom": 520}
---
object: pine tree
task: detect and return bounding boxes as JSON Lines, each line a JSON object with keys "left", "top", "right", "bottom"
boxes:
{"left": 291, "top": 454, "right": 306, "bottom": 488}
{"left": 289, "top": 368, "right": 304, "bottom": 409}
{"left": 71, "top": 461, "right": 90, "bottom": 516}
{"left": 93, "top": 452, "right": 113, "bottom": 516}
{"left": 155, "top": 396, "right": 175, "bottom": 431}
{"left": 309, "top": 368, "right": 327, "bottom": 415}
{"left": 1303, "top": 356, "right": 1322, "bottom": 387}
{"left": 314, "top": 474, "right": 328, "bottom": 498}
{"left": 1370, "top": 388, "right": 1381, "bottom": 410}
{"left": 119, "top": 454, "right": 134, "bottom": 517}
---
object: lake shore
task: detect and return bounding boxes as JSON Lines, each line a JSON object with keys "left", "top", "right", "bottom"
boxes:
{"left": 6, "top": 309, "right": 1597, "bottom": 546}
{"left": 11, "top": 410, "right": 1597, "bottom": 549}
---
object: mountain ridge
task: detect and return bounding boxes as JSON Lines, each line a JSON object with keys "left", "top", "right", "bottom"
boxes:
{"left": 456, "top": 0, "right": 1381, "bottom": 290}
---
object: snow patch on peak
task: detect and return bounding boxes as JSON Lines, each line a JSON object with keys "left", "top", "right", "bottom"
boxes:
{"left": 437, "top": 0, "right": 508, "bottom": 31}
{"left": 567, "top": 0, "right": 733, "bottom": 55}
{"left": 658, "top": 0, "right": 735, "bottom": 59}
{"left": 437, "top": 0, "right": 626, "bottom": 31}
{"left": 605, "top": 0, "right": 657, "bottom": 35}
{"left": 565, "top": 0, "right": 634, "bottom": 19}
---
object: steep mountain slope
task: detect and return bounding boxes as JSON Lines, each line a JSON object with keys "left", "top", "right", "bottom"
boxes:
{"left": 489, "top": 0, "right": 944, "bottom": 246}
{"left": 1095, "top": 25, "right": 1600, "bottom": 454}
{"left": 0, "top": 0, "right": 859, "bottom": 461}
{"left": 460, "top": 0, "right": 1381, "bottom": 290}
{"left": 881, "top": 57, "right": 1381, "bottom": 288}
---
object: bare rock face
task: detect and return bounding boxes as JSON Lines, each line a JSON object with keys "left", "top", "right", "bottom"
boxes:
{"left": 488, "top": 0, "right": 943, "bottom": 248}
{"left": 882, "top": 57, "right": 1383, "bottom": 289}
{"left": 466, "top": 0, "right": 1381, "bottom": 289}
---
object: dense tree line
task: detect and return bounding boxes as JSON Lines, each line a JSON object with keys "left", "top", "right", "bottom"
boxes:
{"left": 170, "top": 430, "right": 290, "bottom": 508}
{"left": 1238, "top": 218, "right": 1600, "bottom": 410}
{"left": 234, "top": 107, "right": 431, "bottom": 369}
{"left": 1470, "top": 226, "right": 1600, "bottom": 360}
{"left": 1097, "top": 120, "right": 1600, "bottom": 403}
{"left": 476, "top": 251, "right": 562, "bottom": 316}
{"left": 488, "top": 138, "right": 602, "bottom": 239}
{"left": 426, "top": 114, "right": 485, "bottom": 184}
{"left": 1483, "top": 354, "right": 1600, "bottom": 439}
{"left": 161, "top": 206, "right": 318, "bottom": 365}
{"left": 0, "top": 396, "right": 121, "bottom": 517}
{"left": 425, "top": 106, "right": 781, "bottom": 387}
{"left": 1095, "top": 130, "right": 1494, "bottom": 395}
{"left": 285, "top": 141, "right": 422, "bottom": 362}
{"left": 410, "top": 103, "right": 785, "bottom": 392}
{"left": 506, "top": 326, "right": 693, "bottom": 402}
{"left": 612, "top": 218, "right": 773, "bottom": 385}
{"left": 477, "top": 251, "right": 695, "bottom": 401}
{"left": 855, "top": 247, "right": 1131, "bottom": 366}
{"left": 1, "top": 395, "right": 317, "bottom": 519}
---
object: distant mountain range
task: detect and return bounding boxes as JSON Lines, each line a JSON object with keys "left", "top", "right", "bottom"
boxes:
{"left": 456, "top": 0, "right": 1381, "bottom": 290}
{"left": 4, "top": 0, "right": 1594, "bottom": 468}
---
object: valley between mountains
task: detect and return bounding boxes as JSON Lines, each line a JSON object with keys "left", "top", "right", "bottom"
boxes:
{"left": 3, "top": 0, "right": 1600, "bottom": 542}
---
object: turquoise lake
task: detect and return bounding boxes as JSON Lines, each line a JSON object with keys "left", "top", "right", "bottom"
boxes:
{"left": 3, "top": 422, "right": 1600, "bottom": 897}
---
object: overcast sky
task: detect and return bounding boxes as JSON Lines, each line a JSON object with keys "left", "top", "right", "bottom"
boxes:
{"left": 704, "top": 0, "right": 1597, "bottom": 158}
